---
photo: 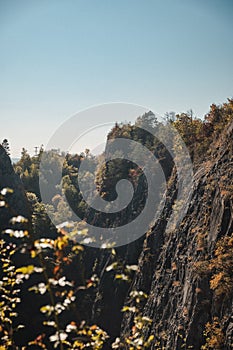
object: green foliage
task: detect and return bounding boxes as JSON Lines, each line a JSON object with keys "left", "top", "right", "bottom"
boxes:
{"left": 14, "top": 148, "right": 41, "bottom": 198}
{"left": 111, "top": 290, "right": 156, "bottom": 349}
{"left": 0, "top": 190, "right": 108, "bottom": 349}
{"left": 0, "top": 190, "right": 29, "bottom": 348}
{"left": 171, "top": 98, "right": 233, "bottom": 163}
{"left": 0, "top": 238, "right": 23, "bottom": 348}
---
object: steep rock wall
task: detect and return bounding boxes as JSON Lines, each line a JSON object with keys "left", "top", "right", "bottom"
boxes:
{"left": 120, "top": 122, "right": 233, "bottom": 349}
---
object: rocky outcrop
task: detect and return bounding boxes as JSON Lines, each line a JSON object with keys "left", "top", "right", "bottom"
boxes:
{"left": 120, "top": 122, "right": 233, "bottom": 349}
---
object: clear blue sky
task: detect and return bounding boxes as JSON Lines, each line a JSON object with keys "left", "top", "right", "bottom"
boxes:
{"left": 0, "top": 0, "right": 232, "bottom": 157}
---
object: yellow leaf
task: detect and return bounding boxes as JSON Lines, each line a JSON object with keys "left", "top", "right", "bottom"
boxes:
{"left": 16, "top": 265, "right": 35, "bottom": 275}
{"left": 148, "top": 335, "right": 154, "bottom": 342}
{"left": 30, "top": 250, "right": 37, "bottom": 258}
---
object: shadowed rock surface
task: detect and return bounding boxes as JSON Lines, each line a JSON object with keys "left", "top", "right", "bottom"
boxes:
{"left": 119, "top": 122, "right": 233, "bottom": 349}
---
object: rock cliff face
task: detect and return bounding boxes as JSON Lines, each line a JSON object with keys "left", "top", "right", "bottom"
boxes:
{"left": 1, "top": 120, "right": 232, "bottom": 349}
{"left": 0, "top": 145, "right": 30, "bottom": 230}
{"left": 120, "top": 122, "right": 233, "bottom": 349}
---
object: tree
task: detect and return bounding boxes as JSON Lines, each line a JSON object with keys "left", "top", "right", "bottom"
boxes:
{"left": 2, "top": 139, "right": 10, "bottom": 156}
{"left": 135, "top": 111, "right": 159, "bottom": 130}
{"left": 18, "top": 148, "right": 32, "bottom": 171}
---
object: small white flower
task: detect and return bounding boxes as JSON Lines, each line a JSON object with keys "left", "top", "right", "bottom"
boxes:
{"left": 49, "top": 331, "right": 67, "bottom": 342}
{"left": 38, "top": 283, "right": 47, "bottom": 295}
{"left": 49, "top": 333, "right": 58, "bottom": 342}
{"left": 63, "top": 298, "right": 71, "bottom": 306}
{"left": 14, "top": 230, "right": 26, "bottom": 238}
{"left": 34, "top": 267, "right": 43, "bottom": 273}
{"left": 4, "top": 229, "right": 14, "bottom": 234}
{"left": 58, "top": 276, "right": 72, "bottom": 287}
{"left": 1, "top": 188, "right": 13, "bottom": 195}
{"left": 10, "top": 215, "right": 28, "bottom": 224}
{"left": 58, "top": 277, "right": 66, "bottom": 286}
{"left": 66, "top": 323, "right": 77, "bottom": 332}
{"left": 49, "top": 278, "right": 58, "bottom": 286}
{"left": 1, "top": 189, "right": 7, "bottom": 195}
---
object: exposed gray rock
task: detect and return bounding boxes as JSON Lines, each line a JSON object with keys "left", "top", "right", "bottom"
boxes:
{"left": 120, "top": 122, "right": 233, "bottom": 349}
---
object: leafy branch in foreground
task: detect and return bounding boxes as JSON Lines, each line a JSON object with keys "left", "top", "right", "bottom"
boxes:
{"left": 0, "top": 189, "right": 109, "bottom": 349}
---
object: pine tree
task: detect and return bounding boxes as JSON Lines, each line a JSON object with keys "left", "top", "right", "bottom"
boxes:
{"left": 2, "top": 139, "right": 10, "bottom": 156}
